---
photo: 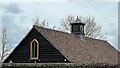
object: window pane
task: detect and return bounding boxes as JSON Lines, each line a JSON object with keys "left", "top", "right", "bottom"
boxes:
{"left": 35, "top": 41, "right": 37, "bottom": 57}
{"left": 32, "top": 41, "right": 35, "bottom": 57}
{"left": 31, "top": 41, "right": 38, "bottom": 58}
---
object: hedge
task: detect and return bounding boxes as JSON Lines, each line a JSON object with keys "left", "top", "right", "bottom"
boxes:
{"left": 0, "top": 63, "right": 120, "bottom": 68}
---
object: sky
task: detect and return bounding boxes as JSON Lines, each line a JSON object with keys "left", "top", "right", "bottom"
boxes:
{"left": 0, "top": 0, "right": 119, "bottom": 51}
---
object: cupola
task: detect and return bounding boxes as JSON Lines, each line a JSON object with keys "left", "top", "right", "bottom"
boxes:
{"left": 70, "top": 16, "right": 85, "bottom": 39}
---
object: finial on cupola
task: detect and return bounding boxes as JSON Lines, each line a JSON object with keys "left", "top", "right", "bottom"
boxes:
{"left": 70, "top": 16, "right": 85, "bottom": 40}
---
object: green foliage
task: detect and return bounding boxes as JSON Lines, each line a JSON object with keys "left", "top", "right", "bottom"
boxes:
{"left": 1, "top": 63, "right": 119, "bottom": 68}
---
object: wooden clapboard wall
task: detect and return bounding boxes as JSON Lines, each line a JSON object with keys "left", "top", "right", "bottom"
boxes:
{"left": 4, "top": 28, "right": 69, "bottom": 63}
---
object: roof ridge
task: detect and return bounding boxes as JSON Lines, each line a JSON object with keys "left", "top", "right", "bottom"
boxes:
{"left": 33, "top": 25, "right": 72, "bottom": 35}
{"left": 87, "top": 37, "right": 107, "bottom": 42}
{"left": 33, "top": 25, "right": 108, "bottom": 42}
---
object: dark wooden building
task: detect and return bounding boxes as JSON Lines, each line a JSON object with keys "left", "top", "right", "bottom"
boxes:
{"left": 4, "top": 17, "right": 120, "bottom": 64}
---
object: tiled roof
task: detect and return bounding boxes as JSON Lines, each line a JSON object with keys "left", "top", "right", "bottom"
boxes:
{"left": 35, "top": 25, "right": 120, "bottom": 64}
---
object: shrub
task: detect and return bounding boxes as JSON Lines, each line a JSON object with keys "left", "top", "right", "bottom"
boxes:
{"left": 1, "top": 63, "right": 119, "bottom": 68}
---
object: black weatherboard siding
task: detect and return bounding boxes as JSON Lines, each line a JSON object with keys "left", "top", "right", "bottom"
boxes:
{"left": 4, "top": 28, "right": 69, "bottom": 63}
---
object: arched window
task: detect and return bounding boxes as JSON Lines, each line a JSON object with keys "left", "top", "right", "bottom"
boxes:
{"left": 30, "top": 39, "right": 39, "bottom": 60}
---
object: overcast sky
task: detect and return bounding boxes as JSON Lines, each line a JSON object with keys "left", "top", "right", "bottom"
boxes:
{"left": 0, "top": 0, "right": 119, "bottom": 51}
